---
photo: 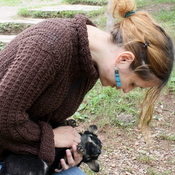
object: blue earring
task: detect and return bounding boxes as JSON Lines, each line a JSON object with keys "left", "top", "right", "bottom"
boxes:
{"left": 114, "top": 67, "right": 122, "bottom": 87}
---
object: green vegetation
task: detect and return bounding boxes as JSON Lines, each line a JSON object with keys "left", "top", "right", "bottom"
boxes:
{"left": 0, "top": 0, "right": 52, "bottom": 6}
{"left": 18, "top": 7, "right": 105, "bottom": 19}
{"left": 167, "top": 64, "right": 175, "bottom": 93}
{"left": 0, "top": 42, "right": 5, "bottom": 51}
{"left": 153, "top": 7, "right": 175, "bottom": 39}
{"left": 0, "top": 0, "right": 22, "bottom": 6}
{"left": 136, "top": 0, "right": 175, "bottom": 8}
{"left": 147, "top": 168, "right": 173, "bottom": 175}
{"left": 0, "top": 22, "right": 30, "bottom": 35}
{"left": 137, "top": 154, "right": 154, "bottom": 164}
{"left": 136, "top": 0, "right": 175, "bottom": 39}
{"left": 73, "top": 81, "right": 144, "bottom": 127}
{"left": 159, "top": 133, "right": 175, "bottom": 141}
{"left": 62, "top": 0, "right": 107, "bottom": 6}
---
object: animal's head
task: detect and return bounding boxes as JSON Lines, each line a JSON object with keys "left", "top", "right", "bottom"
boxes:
{"left": 79, "top": 125, "right": 102, "bottom": 172}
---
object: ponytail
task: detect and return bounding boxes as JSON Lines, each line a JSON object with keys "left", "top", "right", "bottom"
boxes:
{"left": 110, "top": 0, "right": 174, "bottom": 143}
{"left": 112, "top": 0, "right": 136, "bottom": 18}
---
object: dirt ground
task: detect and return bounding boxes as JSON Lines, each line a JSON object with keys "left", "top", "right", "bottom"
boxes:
{"left": 78, "top": 93, "right": 175, "bottom": 175}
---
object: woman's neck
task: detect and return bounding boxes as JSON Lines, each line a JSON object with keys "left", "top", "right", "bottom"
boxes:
{"left": 86, "top": 25, "right": 122, "bottom": 70}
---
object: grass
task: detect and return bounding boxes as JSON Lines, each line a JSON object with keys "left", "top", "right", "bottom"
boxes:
{"left": 0, "top": 0, "right": 35, "bottom": 6}
{"left": 62, "top": 0, "right": 107, "bottom": 6}
{"left": 136, "top": 0, "right": 175, "bottom": 8}
{"left": 18, "top": 7, "right": 105, "bottom": 19}
{"left": 158, "top": 133, "right": 175, "bottom": 141}
{"left": 147, "top": 168, "right": 173, "bottom": 175}
{"left": 137, "top": 154, "right": 154, "bottom": 164}
{"left": 0, "top": 0, "right": 22, "bottom": 6}
{"left": 0, "top": 0, "right": 55, "bottom": 6}
{"left": 0, "top": 22, "right": 31, "bottom": 34}
{"left": 152, "top": 7, "right": 175, "bottom": 39}
{"left": 72, "top": 81, "right": 144, "bottom": 127}
{"left": 168, "top": 65, "right": 175, "bottom": 93}
{"left": 136, "top": 0, "right": 175, "bottom": 39}
{"left": 0, "top": 42, "right": 5, "bottom": 50}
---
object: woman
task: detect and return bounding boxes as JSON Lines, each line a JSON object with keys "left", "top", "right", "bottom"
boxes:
{"left": 0, "top": 0, "right": 174, "bottom": 174}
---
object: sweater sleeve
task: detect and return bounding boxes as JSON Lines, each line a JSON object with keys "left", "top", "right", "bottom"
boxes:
{"left": 0, "top": 39, "right": 56, "bottom": 164}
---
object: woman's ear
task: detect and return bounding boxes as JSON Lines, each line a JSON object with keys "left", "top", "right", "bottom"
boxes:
{"left": 115, "top": 51, "right": 135, "bottom": 64}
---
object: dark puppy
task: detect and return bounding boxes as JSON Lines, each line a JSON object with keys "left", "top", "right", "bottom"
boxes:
{"left": 0, "top": 154, "right": 48, "bottom": 175}
{"left": 0, "top": 120, "right": 102, "bottom": 175}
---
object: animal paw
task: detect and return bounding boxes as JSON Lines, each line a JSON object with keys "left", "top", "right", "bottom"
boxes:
{"left": 77, "top": 144, "right": 86, "bottom": 155}
{"left": 65, "top": 119, "right": 77, "bottom": 127}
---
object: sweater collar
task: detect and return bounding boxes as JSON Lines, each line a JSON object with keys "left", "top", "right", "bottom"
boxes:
{"left": 74, "top": 15, "right": 99, "bottom": 79}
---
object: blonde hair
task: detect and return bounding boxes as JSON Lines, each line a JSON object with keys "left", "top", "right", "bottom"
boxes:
{"left": 111, "top": 0, "right": 174, "bottom": 142}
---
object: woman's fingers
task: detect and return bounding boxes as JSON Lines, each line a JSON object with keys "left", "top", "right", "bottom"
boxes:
{"left": 72, "top": 145, "right": 82, "bottom": 162}
{"left": 59, "top": 145, "right": 83, "bottom": 170}
{"left": 74, "top": 133, "right": 81, "bottom": 145}
{"left": 60, "top": 158, "right": 69, "bottom": 170}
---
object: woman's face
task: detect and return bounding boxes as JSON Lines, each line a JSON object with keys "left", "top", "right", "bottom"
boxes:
{"left": 100, "top": 61, "right": 160, "bottom": 93}
{"left": 99, "top": 51, "right": 160, "bottom": 93}
{"left": 116, "top": 71, "right": 160, "bottom": 93}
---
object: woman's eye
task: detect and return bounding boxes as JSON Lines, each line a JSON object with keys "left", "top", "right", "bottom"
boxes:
{"left": 130, "top": 83, "right": 135, "bottom": 87}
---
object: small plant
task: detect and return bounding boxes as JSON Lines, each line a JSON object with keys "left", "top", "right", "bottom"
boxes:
{"left": 147, "top": 168, "right": 159, "bottom": 175}
{"left": 0, "top": 22, "right": 30, "bottom": 34}
{"left": 158, "top": 133, "right": 175, "bottom": 141}
{"left": 18, "top": 8, "right": 31, "bottom": 17}
{"left": 18, "top": 8, "right": 105, "bottom": 19}
{"left": 137, "top": 154, "right": 154, "bottom": 164}
{"left": 0, "top": 42, "right": 5, "bottom": 51}
{"left": 147, "top": 168, "right": 173, "bottom": 175}
{"left": 73, "top": 112, "right": 89, "bottom": 122}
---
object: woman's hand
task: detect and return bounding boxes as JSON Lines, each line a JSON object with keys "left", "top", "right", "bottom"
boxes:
{"left": 55, "top": 145, "right": 83, "bottom": 172}
{"left": 53, "top": 126, "right": 81, "bottom": 148}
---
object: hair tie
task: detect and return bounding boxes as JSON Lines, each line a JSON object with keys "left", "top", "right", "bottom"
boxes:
{"left": 143, "top": 41, "right": 149, "bottom": 48}
{"left": 124, "top": 11, "right": 135, "bottom": 18}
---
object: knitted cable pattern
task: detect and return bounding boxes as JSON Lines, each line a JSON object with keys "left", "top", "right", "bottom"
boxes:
{"left": 0, "top": 15, "right": 98, "bottom": 164}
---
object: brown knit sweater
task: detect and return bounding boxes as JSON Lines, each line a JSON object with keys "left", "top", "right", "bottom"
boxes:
{"left": 0, "top": 15, "right": 98, "bottom": 165}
